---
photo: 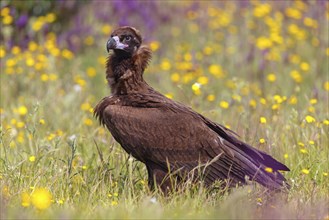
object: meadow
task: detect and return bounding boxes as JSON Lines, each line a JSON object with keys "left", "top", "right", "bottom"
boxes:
{"left": 0, "top": 1, "right": 328, "bottom": 219}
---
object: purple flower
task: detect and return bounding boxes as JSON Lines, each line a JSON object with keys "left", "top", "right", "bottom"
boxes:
{"left": 16, "top": 14, "right": 28, "bottom": 28}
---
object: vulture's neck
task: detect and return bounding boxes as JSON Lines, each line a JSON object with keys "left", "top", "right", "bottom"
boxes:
{"left": 106, "top": 46, "right": 152, "bottom": 95}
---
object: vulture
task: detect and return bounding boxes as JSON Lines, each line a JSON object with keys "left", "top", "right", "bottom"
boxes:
{"left": 94, "top": 26, "right": 290, "bottom": 192}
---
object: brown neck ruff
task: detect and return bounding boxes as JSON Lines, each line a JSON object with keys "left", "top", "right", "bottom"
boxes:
{"left": 106, "top": 46, "right": 152, "bottom": 95}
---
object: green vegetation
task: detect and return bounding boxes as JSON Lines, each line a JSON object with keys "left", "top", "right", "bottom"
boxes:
{"left": 1, "top": 1, "right": 328, "bottom": 219}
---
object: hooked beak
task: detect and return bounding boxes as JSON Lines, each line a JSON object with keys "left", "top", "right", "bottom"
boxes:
{"left": 106, "top": 36, "right": 128, "bottom": 53}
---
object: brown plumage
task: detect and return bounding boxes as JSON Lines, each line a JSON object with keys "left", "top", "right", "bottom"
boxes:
{"left": 94, "top": 26, "right": 290, "bottom": 192}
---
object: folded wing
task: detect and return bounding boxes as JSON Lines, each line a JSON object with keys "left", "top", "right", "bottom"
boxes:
{"left": 96, "top": 94, "right": 289, "bottom": 189}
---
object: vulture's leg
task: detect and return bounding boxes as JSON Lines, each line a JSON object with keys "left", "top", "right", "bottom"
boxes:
{"left": 146, "top": 162, "right": 174, "bottom": 193}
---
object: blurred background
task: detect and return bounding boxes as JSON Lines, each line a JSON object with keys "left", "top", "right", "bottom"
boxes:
{"left": 0, "top": 1, "right": 328, "bottom": 218}
{"left": 1, "top": 0, "right": 328, "bottom": 135}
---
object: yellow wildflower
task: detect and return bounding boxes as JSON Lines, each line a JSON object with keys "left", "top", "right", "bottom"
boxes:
{"left": 57, "top": 199, "right": 64, "bottom": 205}
{"left": 301, "top": 169, "right": 309, "bottom": 175}
{"left": 9, "top": 141, "right": 16, "bottom": 148}
{"left": 29, "top": 156, "right": 36, "bottom": 162}
{"left": 249, "top": 99, "right": 257, "bottom": 108}
{"left": 17, "top": 133, "right": 25, "bottom": 143}
{"left": 47, "top": 133, "right": 56, "bottom": 141}
{"left": 309, "top": 99, "right": 317, "bottom": 105}
{"left": 62, "top": 49, "right": 74, "bottom": 59}
{"left": 40, "top": 74, "right": 49, "bottom": 82}
{"left": 324, "top": 81, "right": 329, "bottom": 91}
{"left": 304, "top": 17, "right": 317, "bottom": 28}
{"left": 0, "top": 47, "right": 5, "bottom": 58}
{"left": 305, "top": 115, "right": 316, "bottom": 123}
{"left": 267, "top": 73, "right": 276, "bottom": 82}
{"left": 28, "top": 41, "right": 38, "bottom": 51}
{"left": 31, "top": 188, "right": 52, "bottom": 210}
{"left": 298, "top": 142, "right": 305, "bottom": 147}
{"left": 98, "top": 56, "right": 107, "bottom": 65}
{"left": 21, "top": 192, "right": 31, "bottom": 207}
{"left": 207, "top": 94, "right": 215, "bottom": 102}
{"left": 149, "top": 41, "right": 160, "bottom": 52}
{"left": 165, "top": 93, "right": 173, "bottom": 99}
{"left": 11, "top": 46, "right": 21, "bottom": 55}
{"left": 102, "top": 24, "right": 112, "bottom": 35}
{"left": 83, "top": 118, "right": 93, "bottom": 126}
{"left": 203, "top": 46, "right": 213, "bottom": 55}
{"left": 45, "top": 13, "right": 56, "bottom": 23}
{"left": 32, "top": 19, "right": 45, "bottom": 32}
{"left": 170, "top": 73, "right": 180, "bottom": 83}
{"left": 26, "top": 58, "right": 35, "bottom": 67}
{"left": 75, "top": 78, "right": 86, "bottom": 87}
{"left": 1, "top": 7, "right": 10, "bottom": 17}
{"left": 160, "top": 59, "right": 171, "bottom": 71}
{"left": 197, "top": 76, "right": 209, "bottom": 85}
{"left": 81, "top": 102, "right": 92, "bottom": 111}
{"left": 208, "top": 64, "right": 223, "bottom": 77}
{"left": 18, "top": 106, "right": 28, "bottom": 116}
{"left": 253, "top": 4, "right": 271, "bottom": 18}
{"left": 17, "top": 121, "right": 25, "bottom": 128}
{"left": 300, "top": 62, "right": 310, "bottom": 71}
{"left": 86, "top": 67, "right": 96, "bottom": 77}
{"left": 184, "top": 53, "right": 192, "bottom": 62}
{"left": 191, "top": 82, "right": 201, "bottom": 92}
{"left": 285, "top": 8, "right": 302, "bottom": 19}
{"left": 2, "top": 15, "right": 13, "bottom": 25}
{"left": 84, "top": 36, "right": 94, "bottom": 46}
{"left": 2, "top": 185, "right": 10, "bottom": 199}
{"left": 300, "top": 149, "right": 307, "bottom": 154}
{"left": 219, "top": 101, "right": 229, "bottom": 109}
{"left": 271, "top": 104, "right": 279, "bottom": 110}
{"left": 265, "top": 167, "right": 273, "bottom": 173}
{"left": 111, "top": 201, "right": 118, "bottom": 206}
{"left": 289, "top": 95, "right": 298, "bottom": 105}
{"left": 290, "top": 70, "right": 302, "bottom": 83}
{"left": 232, "top": 94, "right": 241, "bottom": 102}
{"left": 308, "top": 106, "right": 315, "bottom": 113}
{"left": 260, "top": 98, "right": 267, "bottom": 105}
{"left": 260, "top": 117, "right": 267, "bottom": 124}
{"left": 256, "top": 37, "right": 272, "bottom": 50}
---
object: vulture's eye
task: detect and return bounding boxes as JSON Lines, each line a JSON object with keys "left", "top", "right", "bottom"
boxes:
{"left": 125, "top": 35, "right": 132, "bottom": 41}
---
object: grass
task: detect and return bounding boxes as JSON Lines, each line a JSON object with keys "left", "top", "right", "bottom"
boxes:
{"left": 1, "top": 1, "right": 329, "bottom": 219}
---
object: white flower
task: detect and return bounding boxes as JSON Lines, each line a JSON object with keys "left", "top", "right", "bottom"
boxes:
{"left": 150, "top": 197, "right": 157, "bottom": 204}
{"left": 68, "top": 134, "right": 77, "bottom": 142}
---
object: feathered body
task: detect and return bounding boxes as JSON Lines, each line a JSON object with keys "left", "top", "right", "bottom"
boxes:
{"left": 94, "top": 26, "right": 289, "bottom": 192}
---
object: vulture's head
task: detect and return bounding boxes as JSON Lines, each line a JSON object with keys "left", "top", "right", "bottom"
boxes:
{"left": 106, "top": 26, "right": 142, "bottom": 58}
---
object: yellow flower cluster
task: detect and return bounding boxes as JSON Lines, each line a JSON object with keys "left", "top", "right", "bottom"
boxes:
{"left": 2, "top": 33, "right": 74, "bottom": 78}
{"left": 21, "top": 188, "right": 53, "bottom": 210}
{"left": 32, "top": 13, "right": 57, "bottom": 31}
{"left": 1, "top": 7, "right": 12, "bottom": 25}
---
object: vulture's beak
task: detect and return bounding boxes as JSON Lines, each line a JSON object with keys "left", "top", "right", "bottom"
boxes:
{"left": 106, "top": 36, "right": 128, "bottom": 53}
